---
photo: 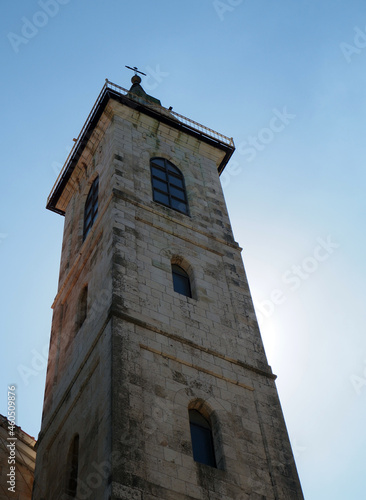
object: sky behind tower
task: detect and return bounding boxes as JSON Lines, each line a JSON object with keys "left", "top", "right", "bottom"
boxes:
{"left": 1, "top": 1, "right": 366, "bottom": 498}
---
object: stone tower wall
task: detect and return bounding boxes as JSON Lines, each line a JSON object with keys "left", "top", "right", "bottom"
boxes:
{"left": 106, "top": 104, "right": 302, "bottom": 499}
{"left": 33, "top": 93, "right": 303, "bottom": 500}
{"left": 34, "top": 113, "right": 116, "bottom": 500}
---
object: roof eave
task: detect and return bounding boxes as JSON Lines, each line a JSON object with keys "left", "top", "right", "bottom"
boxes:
{"left": 46, "top": 86, "right": 235, "bottom": 215}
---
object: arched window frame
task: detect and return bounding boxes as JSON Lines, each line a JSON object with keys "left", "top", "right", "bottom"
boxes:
{"left": 65, "top": 434, "right": 79, "bottom": 498}
{"left": 189, "top": 409, "right": 217, "bottom": 468}
{"left": 171, "top": 264, "right": 192, "bottom": 298}
{"left": 188, "top": 399, "right": 225, "bottom": 470}
{"left": 83, "top": 176, "right": 99, "bottom": 241}
{"left": 150, "top": 158, "right": 189, "bottom": 215}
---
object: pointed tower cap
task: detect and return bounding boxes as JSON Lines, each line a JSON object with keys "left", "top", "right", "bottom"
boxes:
{"left": 128, "top": 72, "right": 161, "bottom": 106}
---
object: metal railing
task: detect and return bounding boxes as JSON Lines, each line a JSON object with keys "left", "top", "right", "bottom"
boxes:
{"left": 47, "top": 79, "right": 234, "bottom": 206}
{"left": 170, "top": 109, "right": 234, "bottom": 146}
{"left": 106, "top": 79, "right": 234, "bottom": 146}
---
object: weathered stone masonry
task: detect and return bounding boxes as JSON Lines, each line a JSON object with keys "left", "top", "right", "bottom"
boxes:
{"left": 32, "top": 79, "right": 304, "bottom": 500}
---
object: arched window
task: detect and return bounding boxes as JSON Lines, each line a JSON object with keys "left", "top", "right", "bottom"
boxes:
{"left": 150, "top": 158, "right": 188, "bottom": 215}
{"left": 189, "top": 409, "right": 216, "bottom": 467}
{"left": 172, "top": 264, "right": 191, "bottom": 297}
{"left": 83, "top": 176, "right": 99, "bottom": 240}
{"left": 66, "top": 434, "right": 79, "bottom": 497}
{"left": 76, "top": 285, "right": 88, "bottom": 330}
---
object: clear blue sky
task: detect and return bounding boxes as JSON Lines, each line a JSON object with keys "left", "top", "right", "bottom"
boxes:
{"left": 1, "top": 1, "right": 366, "bottom": 498}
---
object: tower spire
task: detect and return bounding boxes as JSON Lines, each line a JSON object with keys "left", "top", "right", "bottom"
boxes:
{"left": 125, "top": 65, "right": 161, "bottom": 106}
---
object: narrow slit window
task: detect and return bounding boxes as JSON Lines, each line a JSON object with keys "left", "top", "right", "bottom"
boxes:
{"left": 83, "top": 176, "right": 99, "bottom": 240}
{"left": 77, "top": 285, "right": 88, "bottom": 330}
{"left": 172, "top": 264, "right": 191, "bottom": 298}
{"left": 189, "top": 409, "right": 216, "bottom": 468}
{"left": 66, "top": 435, "right": 79, "bottom": 497}
{"left": 150, "top": 158, "right": 188, "bottom": 215}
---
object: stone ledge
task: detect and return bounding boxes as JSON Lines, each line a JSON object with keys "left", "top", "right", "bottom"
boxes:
{"left": 113, "top": 187, "right": 241, "bottom": 251}
{"left": 112, "top": 309, "right": 277, "bottom": 381}
{"left": 139, "top": 343, "right": 254, "bottom": 392}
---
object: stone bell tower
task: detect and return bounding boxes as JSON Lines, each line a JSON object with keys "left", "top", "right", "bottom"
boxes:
{"left": 32, "top": 72, "right": 304, "bottom": 499}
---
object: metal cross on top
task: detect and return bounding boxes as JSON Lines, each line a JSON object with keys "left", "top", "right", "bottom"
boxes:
{"left": 125, "top": 65, "right": 146, "bottom": 77}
